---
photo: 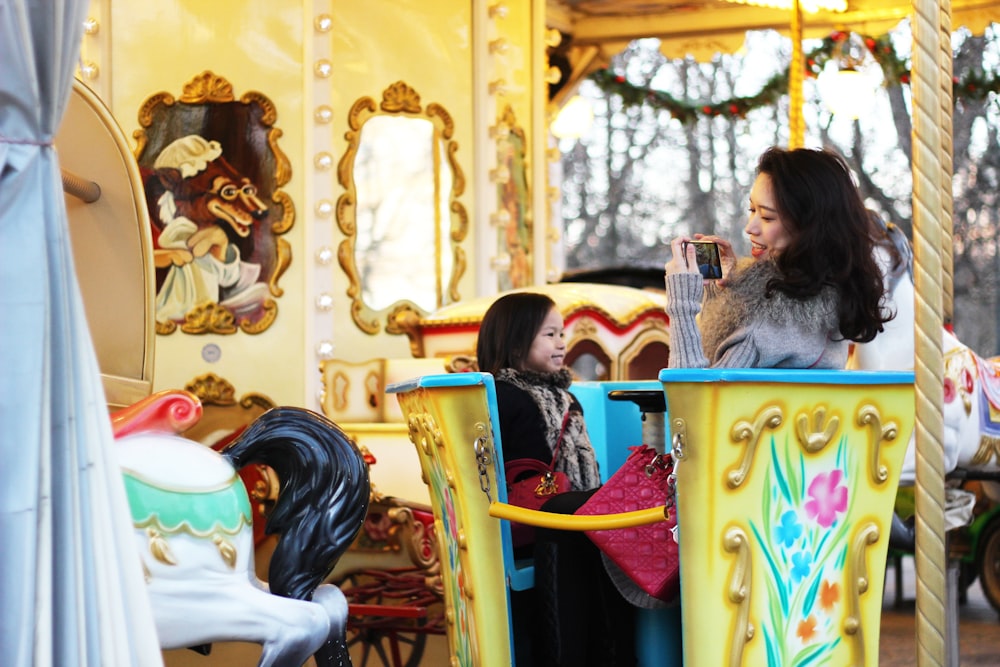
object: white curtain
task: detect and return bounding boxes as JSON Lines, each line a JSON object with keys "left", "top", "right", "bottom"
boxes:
{"left": 0, "top": 1, "right": 161, "bottom": 664}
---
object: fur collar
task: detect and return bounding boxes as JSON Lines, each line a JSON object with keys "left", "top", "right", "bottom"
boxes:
{"left": 495, "top": 367, "right": 573, "bottom": 390}
{"left": 700, "top": 258, "right": 840, "bottom": 361}
{"left": 494, "top": 367, "right": 601, "bottom": 490}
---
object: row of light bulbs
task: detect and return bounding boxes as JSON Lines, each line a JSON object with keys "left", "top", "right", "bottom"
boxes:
{"left": 487, "top": 4, "right": 512, "bottom": 272}
{"left": 312, "top": 10, "right": 337, "bottom": 381}
{"left": 78, "top": 16, "right": 100, "bottom": 80}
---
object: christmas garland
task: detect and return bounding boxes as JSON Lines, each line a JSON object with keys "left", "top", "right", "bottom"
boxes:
{"left": 590, "top": 30, "right": 1000, "bottom": 123}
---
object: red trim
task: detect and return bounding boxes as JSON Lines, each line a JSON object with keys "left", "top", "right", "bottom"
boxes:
{"left": 348, "top": 604, "right": 428, "bottom": 618}
{"left": 566, "top": 309, "right": 668, "bottom": 335}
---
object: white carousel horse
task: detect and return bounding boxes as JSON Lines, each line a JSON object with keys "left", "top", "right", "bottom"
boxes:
{"left": 849, "top": 216, "right": 1000, "bottom": 482}
{"left": 112, "top": 390, "right": 370, "bottom": 666}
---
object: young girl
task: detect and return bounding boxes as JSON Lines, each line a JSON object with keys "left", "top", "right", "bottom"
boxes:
{"left": 476, "top": 292, "right": 636, "bottom": 666}
{"left": 476, "top": 292, "right": 601, "bottom": 490}
{"left": 664, "top": 146, "right": 891, "bottom": 369}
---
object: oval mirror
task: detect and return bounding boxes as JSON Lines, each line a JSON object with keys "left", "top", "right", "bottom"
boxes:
{"left": 337, "top": 82, "right": 467, "bottom": 334}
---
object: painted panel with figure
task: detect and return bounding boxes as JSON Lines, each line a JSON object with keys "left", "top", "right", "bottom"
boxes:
{"left": 135, "top": 71, "right": 294, "bottom": 335}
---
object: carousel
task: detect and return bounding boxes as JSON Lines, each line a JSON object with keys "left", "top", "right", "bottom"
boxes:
{"left": 1, "top": 0, "right": 996, "bottom": 665}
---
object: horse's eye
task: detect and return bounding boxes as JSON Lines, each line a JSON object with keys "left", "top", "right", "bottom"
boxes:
{"left": 220, "top": 185, "right": 238, "bottom": 200}
{"left": 241, "top": 185, "right": 257, "bottom": 197}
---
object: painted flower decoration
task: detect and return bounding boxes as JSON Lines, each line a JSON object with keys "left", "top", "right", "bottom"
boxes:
{"left": 775, "top": 510, "right": 803, "bottom": 548}
{"left": 805, "top": 469, "right": 848, "bottom": 528}
{"left": 820, "top": 579, "right": 840, "bottom": 610}
{"left": 796, "top": 614, "right": 818, "bottom": 642}
{"left": 444, "top": 487, "right": 459, "bottom": 536}
{"left": 791, "top": 550, "right": 812, "bottom": 583}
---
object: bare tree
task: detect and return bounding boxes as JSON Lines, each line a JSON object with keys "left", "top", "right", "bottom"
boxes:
{"left": 560, "top": 25, "right": 1000, "bottom": 353}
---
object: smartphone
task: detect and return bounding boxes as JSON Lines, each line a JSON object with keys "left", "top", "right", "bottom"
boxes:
{"left": 682, "top": 241, "right": 723, "bottom": 280}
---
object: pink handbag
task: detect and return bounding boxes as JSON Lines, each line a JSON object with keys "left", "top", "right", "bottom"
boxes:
{"left": 575, "top": 445, "right": 679, "bottom": 603}
{"left": 504, "top": 412, "right": 571, "bottom": 548}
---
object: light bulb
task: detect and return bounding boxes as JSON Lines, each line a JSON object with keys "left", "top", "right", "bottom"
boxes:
{"left": 551, "top": 96, "right": 594, "bottom": 139}
{"left": 818, "top": 62, "right": 881, "bottom": 120}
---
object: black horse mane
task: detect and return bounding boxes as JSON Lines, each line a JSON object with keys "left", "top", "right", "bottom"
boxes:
{"left": 221, "top": 406, "right": 370, "bottom": 601}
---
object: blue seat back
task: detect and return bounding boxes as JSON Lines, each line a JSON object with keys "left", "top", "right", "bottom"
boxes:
{"left": 571, "top": 380, "right": 661, "bottom": 482}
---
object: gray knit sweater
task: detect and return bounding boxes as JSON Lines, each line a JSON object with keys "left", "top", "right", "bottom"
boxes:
{"left": 664, "top": 258, "right": 848, "bottom": 369}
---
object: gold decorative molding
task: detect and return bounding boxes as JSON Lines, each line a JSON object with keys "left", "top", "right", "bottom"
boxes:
{"left": 446, "top": 355, "right": 478, "bottom": 373}
{"left": 856, "top": 404, "right": 898, "bottom": 484}
{"left": 238, "top": 300, "right": 278, "bottom": 335}
{"left": 269, "top": 237, "right": 292, "bottom": 295}
{"left": 387, "top": 302, "right": 425, "bottom": 336}
{"left": 571, "top": 316, "right": 599, "bottom": 338}
{"left": 794, "top": 406, "right": 840, "bottom": 453}
{"left": 336, "top": 82, "right": 467, "bottom": 335}
{"left": 727, "top": 406, "right": 783, "bottom": 489}
{"left": 448, "top": 244, "right": 468, "bottom": 305}
{"left": 844, "top": 522, "right": 880, "bottom": 664}
{"left": 134, "top": 71, "right": 293, "bottom": 335}
{"left": 331, "top": 371, "right": 350, "bottom": 412}
{"left": 387, "top": 505, "right": 441, "bottom": 576}
{"left": 213, "top": 534, "right": 238, "bottom": 569}
{"left": 155, "top": 319, "right": 177, "bottom": 335}
{"left": 148, "top": 527, "right": 178, "bottom": 566}
{"left": 184, "top": 373, "right": 237, "bottom": 405}
{"left": 381, "top": 81, "right": 423, "bottom": 114}
{"left": 180, "top": 301, "right": 238, "bottom": 335}
{"left": 179, "top": 71, "right": 234, "bottom": 103}
{"left": 270, "top": 190, "right": 295, "bottom": 235}
{"left": 971, "top": 433, "right": 1000, "bottom": 467}
{"left": 723, "top": 527, "right": 754, "bottom": 667}
{"left": 407, "top": 413, "right": 441, "bottom": 458}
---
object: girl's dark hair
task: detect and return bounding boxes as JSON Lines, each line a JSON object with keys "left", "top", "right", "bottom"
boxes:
{"left": 476, "top": 292, "right": 557, "bottom": 374}
{"left": 755, "top": 147, "right": 891, "bottom": 343}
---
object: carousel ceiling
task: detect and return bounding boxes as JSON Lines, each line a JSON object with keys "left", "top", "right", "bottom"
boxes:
{"left": 547, "top": 0, "right": 1000, "bottom": 96}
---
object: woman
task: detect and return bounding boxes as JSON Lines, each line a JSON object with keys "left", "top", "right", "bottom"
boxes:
{"left": 476, "top": 292, "right": 635, "bottom": 667}
{"left": 664, "top": 146, "right": 890, "bottom": 369}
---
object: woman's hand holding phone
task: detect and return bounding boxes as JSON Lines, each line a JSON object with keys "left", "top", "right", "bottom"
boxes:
{"left": 664, "top": 237, "right": 702, "bottom": 279}
{"left": 665, "top": 234, "right": 733, "bottom": 285}
{"left": 691, "top": 234, "right": 736, "bottom": 285}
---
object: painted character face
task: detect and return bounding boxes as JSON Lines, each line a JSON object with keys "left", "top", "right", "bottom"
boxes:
{"left": 745, "top": 173, "right": 791, "bottom": 261}
{"left": 523, "top": 306, "right": 566, "bottom": 374}
{"left": 161, "top": 155, "right": 268, "bottom": 239}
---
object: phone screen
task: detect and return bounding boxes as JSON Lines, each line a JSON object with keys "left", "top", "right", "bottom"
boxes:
{"left": 683, "top": 241, "right": 723, "bottom": 280}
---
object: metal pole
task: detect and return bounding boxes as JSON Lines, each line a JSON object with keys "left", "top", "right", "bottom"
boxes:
{"left": 61, "top": 169, "right": 101, "bottom": 203}
{"left": 787, "top": 0, "right": 805, "bottom": 149}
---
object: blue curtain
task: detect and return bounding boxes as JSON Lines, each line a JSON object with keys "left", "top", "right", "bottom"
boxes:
{"left": 0, "top": 1, "right": 161, "bottom": 664}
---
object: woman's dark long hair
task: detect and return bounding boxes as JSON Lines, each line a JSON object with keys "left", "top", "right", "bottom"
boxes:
{"left": 476, "top": 292, "right": 558, "bottom": 373}
{"left": 755, "top": 147, "right": 891, "bottom": 343}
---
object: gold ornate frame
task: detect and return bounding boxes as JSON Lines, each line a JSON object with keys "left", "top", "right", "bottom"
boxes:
{"left": 496, "top": 104, "right": 532, "bottom": 291}
{"left": 134, "top": 71, "right": 293, "bottom": 335}
{"left": 336, "top": 81, "right": 468, "bottom": 335}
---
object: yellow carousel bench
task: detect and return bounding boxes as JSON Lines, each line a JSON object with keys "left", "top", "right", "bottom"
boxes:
{"left": 662, "top": 368, "right": 915, "bottom": 667}
{"left": 388, "top": 368, "right": 914, "bottom": 666}
{"left": 387, "top": 372, "right": 674, "bottom": 666}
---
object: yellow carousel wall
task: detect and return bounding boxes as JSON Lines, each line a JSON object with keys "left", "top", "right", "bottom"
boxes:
{"left": 76, "top": 1, "right": 536, "bottom": 664}
{"left": 78, "top": 0, "right": 506, "bottom": 405}
{"left": 75, "top": 0, "right": 544, "bottom": 551}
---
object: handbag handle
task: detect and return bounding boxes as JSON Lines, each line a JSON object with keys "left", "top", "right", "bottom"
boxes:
{"left": 550, "top": 410, "right": 570, "bottom": 467}
{"left": 508, "top": 410, "right": 570, "bottom": 477}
